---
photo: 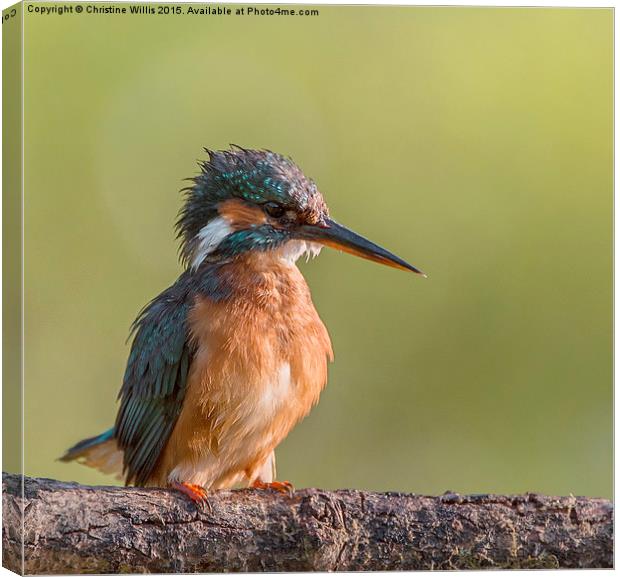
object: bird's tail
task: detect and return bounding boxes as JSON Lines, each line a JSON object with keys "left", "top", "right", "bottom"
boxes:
{"left": 60, "top": 428, "right": 124, "bottom": 479}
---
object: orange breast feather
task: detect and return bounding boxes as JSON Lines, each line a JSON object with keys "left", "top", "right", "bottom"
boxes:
{"left": 151, "top": 251, "right": 333, "bottom": 489}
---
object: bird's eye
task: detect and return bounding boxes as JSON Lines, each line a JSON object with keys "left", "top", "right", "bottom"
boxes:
{"left": 264, "top": 202, "right": 285, "bottom": 219}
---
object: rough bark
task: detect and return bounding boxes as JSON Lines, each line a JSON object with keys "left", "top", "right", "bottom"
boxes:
{"left": 2, "top": 473, "right": 613, "bottom": 574}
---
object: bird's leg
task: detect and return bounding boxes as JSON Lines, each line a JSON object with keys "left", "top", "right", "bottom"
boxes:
{"left": 170, "top": 481, "right": 210, "bottom": 508}
{"left": 252, "top": 479, "right": 294, "bottom": 496}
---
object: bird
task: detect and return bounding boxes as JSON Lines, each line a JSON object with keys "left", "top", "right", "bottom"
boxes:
{"left": 61, "top": 146, "right": 424, "bottom": 503}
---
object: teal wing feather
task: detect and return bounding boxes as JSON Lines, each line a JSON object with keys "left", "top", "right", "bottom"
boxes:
{"left": 115, "top": 287, "right": 194, "bottom": 486}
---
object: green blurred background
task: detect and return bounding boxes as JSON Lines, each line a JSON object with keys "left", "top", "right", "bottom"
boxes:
{"left": 21, "top": 5, "right": 612, "bottom": 497}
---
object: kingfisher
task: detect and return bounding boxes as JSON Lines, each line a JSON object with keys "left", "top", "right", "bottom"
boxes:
{"left": 61, "top": 147, "right": 424, "bottom": 503}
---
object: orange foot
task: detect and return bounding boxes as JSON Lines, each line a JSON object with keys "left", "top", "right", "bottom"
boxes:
{"left": 252, "top": 480, "right": 294, "bottom": 496}
{"left": 170, "top": 481, "right": 210, "bottom": 509}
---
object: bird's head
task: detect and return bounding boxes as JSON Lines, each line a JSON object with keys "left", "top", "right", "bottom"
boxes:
{"left": 177, "top": 146, "right": 424, "bottom": 275}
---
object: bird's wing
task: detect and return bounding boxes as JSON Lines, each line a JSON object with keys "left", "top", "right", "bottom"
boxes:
{"left": 115, "top": 288, "right": 193, "bottom": 486}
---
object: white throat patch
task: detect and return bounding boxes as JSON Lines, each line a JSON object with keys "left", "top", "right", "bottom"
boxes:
{"left": 191, "top": 217, "right": 233, "bottom": 269}
{"left": 279, "top": 240, "right": 323, "bottom": 264}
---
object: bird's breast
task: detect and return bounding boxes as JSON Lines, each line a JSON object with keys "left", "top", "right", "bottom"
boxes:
{"left": 186, "top": 253, "right": 333, "bottom": 456}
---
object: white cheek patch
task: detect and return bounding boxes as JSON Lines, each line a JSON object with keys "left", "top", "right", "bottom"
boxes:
{"left": 191, "top": 217, "right": 233, "bottom": 270}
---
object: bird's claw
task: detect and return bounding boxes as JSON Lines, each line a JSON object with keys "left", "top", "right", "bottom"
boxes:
{"left": 252, "top": 480, "right": 294, "bottom": 497}
{"left": 171, "top": 481, "right": 211, "bottom": 511}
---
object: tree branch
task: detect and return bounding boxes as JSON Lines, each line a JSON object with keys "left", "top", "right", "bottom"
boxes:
{"left": 2, "top": 473, "right": 612, "bottom": 573}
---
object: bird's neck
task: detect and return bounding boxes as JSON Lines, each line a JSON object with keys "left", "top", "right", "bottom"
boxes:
{"left": 188, "top": 241, "right": 321, "bottom": 302}
{"left": 221, "top": 249, "right": 311, "bottom": 303}
{"left": 186, "top": 247, "right": 311, "bottom": 307}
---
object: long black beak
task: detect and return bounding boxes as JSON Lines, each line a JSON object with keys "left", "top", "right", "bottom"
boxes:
{"left": 296, "top": 218, "right": 426, "bottom": 276}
